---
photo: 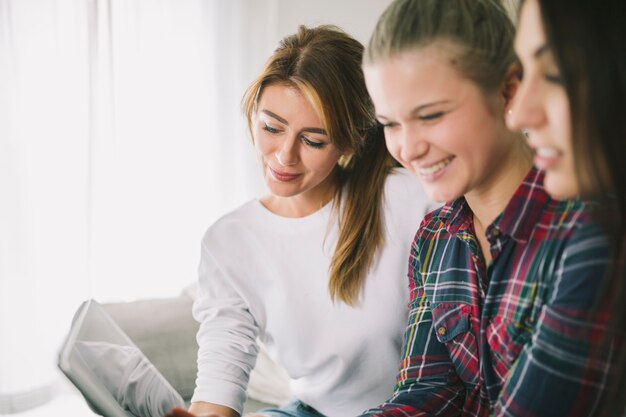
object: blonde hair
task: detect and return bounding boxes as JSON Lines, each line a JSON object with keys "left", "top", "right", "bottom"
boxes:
{"left": 242, "top": 25, "right": 395, "bottom": 305}
{"left": 364, "top": 0, "right": 518, "bottom": 95}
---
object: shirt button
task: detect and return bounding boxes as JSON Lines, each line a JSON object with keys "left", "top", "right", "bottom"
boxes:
{"left": 437, "top": 326, "right": 447, "bottom": 336}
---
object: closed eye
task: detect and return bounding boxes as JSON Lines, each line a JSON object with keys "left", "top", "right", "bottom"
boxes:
{"left": 543, "top": 73, "right": 563, "bottom": 85}
{"left": 263, "top": 123, "right": 281, "bottom": 134}
{"left": 419, "top": 112, "right": 444, "bottom": 121}
{"left": 379, "top": 121, "right": 398, "bottom": 129}
{"left": 302, "top": 136, "right": 326, "bottom": 149}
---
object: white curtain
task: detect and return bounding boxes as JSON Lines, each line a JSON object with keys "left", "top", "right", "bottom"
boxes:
{"left": 0, "top": 0, "right": 92, "bottom": 411}
{"left": 0, "top": 0, "right": 273, "bottom": 412}
{"left": 87, "top": 0, "right": 273, "bottom": 302}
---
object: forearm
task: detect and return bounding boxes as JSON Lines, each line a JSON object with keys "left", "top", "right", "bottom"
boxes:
{"left": 193, "top": 310, "right": 259, "bottom": 414}
{"left": 189, "top": 401, "right": 239, "bottom": 417}
{"left": 495, "top": 305, "right": 616, "bottom": 416}
{"left": 359, "top": 299, "right": 466, "bottom": 415}
{"left": 193, "top": 246, "right": 261, "bottom": 414}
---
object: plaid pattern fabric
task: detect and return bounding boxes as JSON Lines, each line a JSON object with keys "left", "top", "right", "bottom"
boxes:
{"left": 361, "top": 167, "right": 615, "bottom": 417}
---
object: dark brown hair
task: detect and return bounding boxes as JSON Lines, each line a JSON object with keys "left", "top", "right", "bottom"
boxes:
{"left": 535, "top": 1, "right": 626, "bottom": 414}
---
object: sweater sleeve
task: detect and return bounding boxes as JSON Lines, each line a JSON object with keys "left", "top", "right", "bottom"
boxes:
{"left": 190, "top": 231, "right": 260, "bottom": 414}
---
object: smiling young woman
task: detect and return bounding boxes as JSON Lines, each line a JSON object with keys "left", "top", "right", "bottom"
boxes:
{"left": 508, "top": 1, "right": 626, "bottom": 415}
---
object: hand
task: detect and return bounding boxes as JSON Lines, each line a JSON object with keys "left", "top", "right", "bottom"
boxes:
{"left": 164, "top": 407, "right": 225, "bottom": 417}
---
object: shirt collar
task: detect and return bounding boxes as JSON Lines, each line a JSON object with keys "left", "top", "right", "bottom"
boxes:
{"left": 435, "top": 167, "right": 552, "bottom": 243}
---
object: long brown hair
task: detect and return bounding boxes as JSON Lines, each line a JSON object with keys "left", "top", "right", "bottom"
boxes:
{"left": 242, "top": 25, "right": 395, "bottom": 305}
{"left": 535, "top": 1, "right": 626, "bottom": 414}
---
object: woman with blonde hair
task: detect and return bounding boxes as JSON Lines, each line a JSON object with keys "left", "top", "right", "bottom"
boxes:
{"left": 169, "top": 24, "right": 432, "bottom": 417}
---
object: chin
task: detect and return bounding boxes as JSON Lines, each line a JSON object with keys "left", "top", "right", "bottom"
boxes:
{"left": 426, "top": 189, "right": 461, "bottom": 204}
{"left": 267, "top": 186, "right": 298, "bottom": 199}
{"left": 544, "top": 174, "right": 580, "bottom": 200}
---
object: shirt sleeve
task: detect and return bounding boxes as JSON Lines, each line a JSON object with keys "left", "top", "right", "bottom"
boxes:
{"left": 190, "top": 231, "right": 260, "bottom": 414}
{"left": 359, "top": 232, "right": 466, "bottom": 417}
{"left": 494, "top": 222, "right": 616, "bottom": 416}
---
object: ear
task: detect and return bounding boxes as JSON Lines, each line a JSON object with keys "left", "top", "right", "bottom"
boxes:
{"left": 501, "top": 62, "right": 522, "bottom": 114}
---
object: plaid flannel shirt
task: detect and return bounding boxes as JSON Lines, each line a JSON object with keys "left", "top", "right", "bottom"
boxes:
{"left": 361, "top": 167, "right": 615, "bottom": 417}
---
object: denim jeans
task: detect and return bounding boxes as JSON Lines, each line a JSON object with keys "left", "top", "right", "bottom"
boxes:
{"left": 253, "top": 399, "right": 325, "bottom": 417}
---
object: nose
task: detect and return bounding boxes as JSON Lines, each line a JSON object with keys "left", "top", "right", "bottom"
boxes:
{"left": 396, "top": 124, "right": 428, "bottom": 163}
{"left": 275, "top": 135, "right": 299, "bottom": 167}
{"left": 506, "top": 74, "right": 546, "bottom": 132}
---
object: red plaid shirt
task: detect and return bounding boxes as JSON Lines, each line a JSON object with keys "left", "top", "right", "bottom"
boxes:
{"left": 361, "top": 167, "right": 616, "bottom": 417}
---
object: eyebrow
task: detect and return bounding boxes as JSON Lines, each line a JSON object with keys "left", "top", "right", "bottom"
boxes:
{"left": 261, "top": 109, "right": 288, "bottom": 124}
{"left": 260, "top": 109, "right": 327, "bottom": 135}
{"left": 408, "top": 100, "right": 451, "bottom": 117}
{"left": 375, "top": 100, "right": 451, "bottom": 121}
{"left": 534, "top": 43, "right": 550, "bottom": 59}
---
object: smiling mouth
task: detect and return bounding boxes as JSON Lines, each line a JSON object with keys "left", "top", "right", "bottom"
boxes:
{"left": 532, "top": 146, "right": 562, "bottom": 172}
{"left": 418, "top": 156, "right": 455, "bottom": 176}
{"left": 535, "top": 147, "right": 560, "bottom": 158}
{"left": 269, "top": 166, "right": 302, "bottom": 182}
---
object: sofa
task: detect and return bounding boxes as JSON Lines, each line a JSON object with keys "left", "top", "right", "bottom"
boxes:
{"left": 102, "top": 293, "right": 292, "bottom": 414}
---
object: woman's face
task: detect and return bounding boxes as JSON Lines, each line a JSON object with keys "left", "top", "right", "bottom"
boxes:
{"left": 507, "top": 0, "right": 577, "bottom": 199}
{"left": 253, "top": 83, "right": 344, "bottom": 212}
{"left": 364, "top": 44, "right": 516, "bottom": 203}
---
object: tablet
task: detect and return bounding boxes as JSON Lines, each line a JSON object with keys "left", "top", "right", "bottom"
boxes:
{"left": 58, "top": 299, "right": 184, "bottom": 417}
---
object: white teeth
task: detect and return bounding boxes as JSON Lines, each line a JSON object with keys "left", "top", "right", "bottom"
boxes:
{"left": 535, "top": 147, "right": 559, "bottom": 158}
{"left": 419, "top": 157, "right": 454, "bottom": 176}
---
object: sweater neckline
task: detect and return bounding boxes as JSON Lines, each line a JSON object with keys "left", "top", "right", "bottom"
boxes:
{"left": 251, "top": 198, "right": 334, "bottom": 228}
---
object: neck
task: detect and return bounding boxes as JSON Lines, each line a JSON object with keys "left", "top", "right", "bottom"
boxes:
{"left": 466, "top": 135, "right": 533, "bottom": 232}
{"left": 262, "top": 174, "right": 338, "bottom": 218}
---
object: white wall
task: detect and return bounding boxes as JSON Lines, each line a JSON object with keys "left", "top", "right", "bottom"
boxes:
{"left": 275, "top": 0, "right": 392, "bottom": 45}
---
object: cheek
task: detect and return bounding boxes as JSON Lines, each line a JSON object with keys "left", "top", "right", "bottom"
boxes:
{"left": 552, "top": 99, "right": 572, "bottom": 148}
{"left": 310, "top": 150, "right": 341, "bottom": 174}
{"left": 253, "top": 132, "right": 273, "bottom": 156}
{"left": 428, "top": 122, "right": 475, "bottom": 159}
{"left": 453, "top": 113, "right": 503, "bottom": 157}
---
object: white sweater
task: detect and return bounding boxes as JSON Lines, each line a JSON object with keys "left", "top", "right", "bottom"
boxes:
{"left": 191, "top": 168, "right": 432, "bottom": 417}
